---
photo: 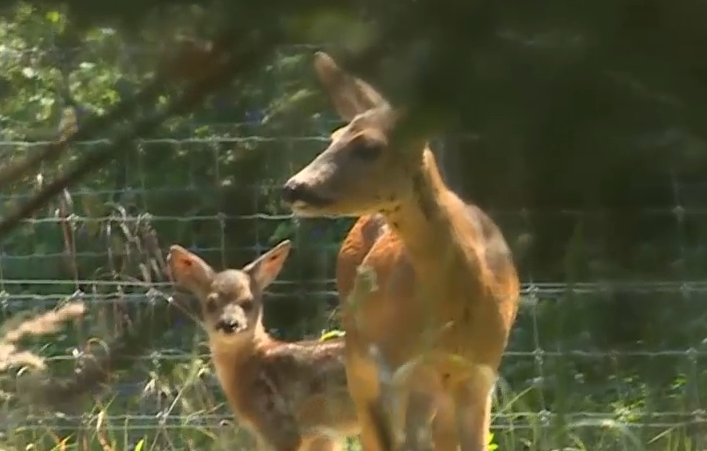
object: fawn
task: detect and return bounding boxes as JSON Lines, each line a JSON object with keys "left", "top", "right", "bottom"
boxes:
{"left": 281, "top": 52, "right": 520, "bottom": 451}
{"left": 167, "top": 240, "right": 359, "bottom": 451}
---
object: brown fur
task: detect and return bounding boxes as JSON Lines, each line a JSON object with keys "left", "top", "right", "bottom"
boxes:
{"left": 168, "top": 241, "right": 359, "bottom": 451}
{"left": 282, "top": 52, "right": 520, "bottom": 451}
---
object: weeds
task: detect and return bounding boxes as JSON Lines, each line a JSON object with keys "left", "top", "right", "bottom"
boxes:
{"left": 0, "top": 314, "right": 698, "bottom": 451}
{"left": 0, "top": 300, "right": 86, "bottom": 372}
{"left": 0, "top": 198, "right": 695, "bottom": 450}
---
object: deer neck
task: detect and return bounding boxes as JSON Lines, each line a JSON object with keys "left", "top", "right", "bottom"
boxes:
{"left": 384, "top": 148, "right": 463, "bottom": 267}
{"left": 209, "top": 322, "right": 272, "bottom": 368}
{"left": 209, "top": 323, "right": 274, "bottom": 420}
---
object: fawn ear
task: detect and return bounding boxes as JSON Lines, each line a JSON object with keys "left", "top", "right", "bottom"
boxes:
{"left": 168, "top": 245, "right": 215, "bottom": 294}
{"left": 244, "top": 240, "right": 292, "bottom": 290}
{"left": 313, "top": 51, "right": 387, "bottom": 121}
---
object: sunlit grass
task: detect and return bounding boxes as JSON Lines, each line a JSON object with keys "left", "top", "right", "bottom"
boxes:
{"left": 0, "top": 289, "right": 697, "bottom": 451}
{"left": 0, "top": 282, "right": 697, "bottom": 451}
{"left": 0, "top": 335, "right": 697, "bottom": 451}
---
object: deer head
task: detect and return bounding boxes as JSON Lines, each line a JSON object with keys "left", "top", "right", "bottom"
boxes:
{"left": 282, "top": 52, "right": 428, "bottom": 217}
{"left": 167, "top": 241, "right": 291, "bottom": 343}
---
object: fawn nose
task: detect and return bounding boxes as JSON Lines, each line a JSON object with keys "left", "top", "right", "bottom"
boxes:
{"left": 215, "top": 319, "right": 240, "bottom": 334}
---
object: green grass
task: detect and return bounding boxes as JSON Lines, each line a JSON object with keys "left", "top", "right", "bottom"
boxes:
{"left": 0, "top": 328, "right": 700, "bottom": 451}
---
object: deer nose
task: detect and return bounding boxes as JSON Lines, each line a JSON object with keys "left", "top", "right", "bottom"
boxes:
{"left": 281, "top": 180, "right": 307, "bottom": 205}
{"left": 281, "top": 180, "right": 333, "bottom": 207}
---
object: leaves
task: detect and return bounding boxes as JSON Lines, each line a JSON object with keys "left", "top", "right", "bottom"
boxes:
{"left": 319, "top": 329, "right": 345, "bottom": 342}
{"left": 488, "top": 432, "right": 498, "bottom": 451}
{"left": 44, "top": 10, "right": 60, "bottom": 24}
{"left": 132, "top": 438, "right": 145, "bottom": 451}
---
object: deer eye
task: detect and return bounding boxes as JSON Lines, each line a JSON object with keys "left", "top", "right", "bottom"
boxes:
{"left": 351, "top": 140, "right": 382, "bottom": 161}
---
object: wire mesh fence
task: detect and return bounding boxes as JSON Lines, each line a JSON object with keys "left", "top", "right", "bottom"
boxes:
{"left": 0, "top": 26, "right": 704, "bottom": 449}
{"left": 0, "top": 130, "right": 704, "bottom": 451}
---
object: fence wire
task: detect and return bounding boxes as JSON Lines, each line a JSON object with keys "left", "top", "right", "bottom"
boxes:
{"left": 0, "top": 133, "right": 703, "bottom": 451}
{"left": 0, "top": 40, "right": 704, "bottom": 450}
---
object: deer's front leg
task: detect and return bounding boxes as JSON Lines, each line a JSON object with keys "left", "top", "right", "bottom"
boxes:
{"left": 452, "top": 381, "right": 494, "bottom": 451}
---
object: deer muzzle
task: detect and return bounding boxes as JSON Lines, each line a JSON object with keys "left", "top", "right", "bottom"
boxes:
{"left": 281, "top": 179, "right": 333, "bottom": 209}
{"left": 214, "top": 306, "right": 248, "bottom": 335}
{"left": 215, "top": 318, "right": 242, "bottom": 334}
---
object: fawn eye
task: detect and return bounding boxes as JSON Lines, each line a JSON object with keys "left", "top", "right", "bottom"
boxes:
{"left": 351, "top": 140, "right": 382, "bottom": 161}
{"left": 241, "top": 299, "right": 254, "bottom": 312}
{"left": 205, "top": 294, "right": 218, "bottom": 313}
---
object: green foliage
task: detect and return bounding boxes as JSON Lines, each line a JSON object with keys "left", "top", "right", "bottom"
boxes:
{"left": 487, "top": 432, "right": 498, "bottom": 451}
{"left": 320, "top": 328, "right": 346, "bottom": 342}
{"left": 0, "top": 2, "right": 706, "bottom": 451}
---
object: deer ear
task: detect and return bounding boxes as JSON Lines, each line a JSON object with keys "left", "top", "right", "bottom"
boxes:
{"left": 313, "top": 51, "right": 387, "bottom": 121}
{"left": 244, "top": 240, "right": 292, "bottom": 290}
{"left": 168, "top": 245, "right": 215, "bottom": 294}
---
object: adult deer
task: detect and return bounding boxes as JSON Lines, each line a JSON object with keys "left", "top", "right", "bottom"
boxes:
{"left": 281, "top": 52, "right": 520, "bottom": 451}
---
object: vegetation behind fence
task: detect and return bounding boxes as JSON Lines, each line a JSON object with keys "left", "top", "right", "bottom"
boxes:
{"left": 1, "top": 4, "right": 707, "bottom": 451}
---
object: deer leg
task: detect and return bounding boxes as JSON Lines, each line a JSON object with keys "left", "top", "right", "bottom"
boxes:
{"left": 430, "top": 392, "right": 460, "bottom": 451}
{"left": 397, "top": 389, "right": 436, "bottom": 451}
{"left": 301, "top": 433, "right": 344, "bottom": 451}
{"left": 345, "top": 351, "right": 393, "bottom": 451}
{"left": 452, "top": 382, "right": 494, "bottom": 451}
{"left": 355, "top": 397, "right": 395, "bottom": 451}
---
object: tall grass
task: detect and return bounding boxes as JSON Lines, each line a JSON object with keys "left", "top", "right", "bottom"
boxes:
{"left": 0, "top": 315, "right": 698, "bottom": 451}
{"left": 0, "top": 202, "right": 697, "bottom": 451}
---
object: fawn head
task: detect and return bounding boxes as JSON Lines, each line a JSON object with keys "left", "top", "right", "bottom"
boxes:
{"left": 167, "top": 241, "right": 291, "bottom": 342}
{"left": 282, "top": 52, "right": 427, "bottom": 217}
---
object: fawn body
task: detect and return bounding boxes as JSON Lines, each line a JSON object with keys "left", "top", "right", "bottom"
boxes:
{"left": 168, "top": 241, "right": 359, "bottom": 451}
{"left": 282, "top": 53, "right": 520, "bottom": 451}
